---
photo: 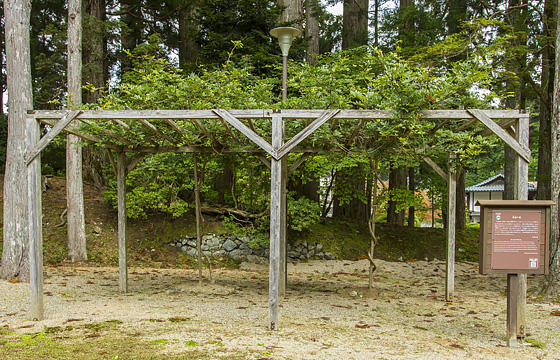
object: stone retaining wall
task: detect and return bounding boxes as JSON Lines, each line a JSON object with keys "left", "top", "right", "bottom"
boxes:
{"left": 171, "top": 234, "right": 335, "bottom": 263}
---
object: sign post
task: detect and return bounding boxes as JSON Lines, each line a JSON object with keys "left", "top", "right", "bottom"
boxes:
{"left": 477, "top": 200, "right": 554, "bottom": 348}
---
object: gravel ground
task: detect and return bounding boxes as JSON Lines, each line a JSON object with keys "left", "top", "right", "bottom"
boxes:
{"left": 1, "top": 259, "right": 559, "bottom": 359}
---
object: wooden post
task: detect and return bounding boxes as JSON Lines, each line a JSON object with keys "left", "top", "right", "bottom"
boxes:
{"left": 66, "top": 0, "right": 87, "bottom": 262}
{"left": 269, "top": 112, "right": 283, "bottom": 330}
{"left": 369, "top": 159, "right": 378, "bottom": 289}
{"left": 446, "top": 154, "right": 457, "bottom": 301}
{"left": 117, "top": 152, "right": 128, "bottom": 293}
{"left": 27, "top": 114, "right": 43, "bottom": 320}
{"left": 507, "top": 273, "right": 519, "bottom": 348}
{"left": 279, "top": 156, "right": 287, "bottom": 297}
{"left": 515, "top": 112, "right": 530, "bottom": 337}
{"left": 193, "top": 153, "right": 203, "bottom": 282}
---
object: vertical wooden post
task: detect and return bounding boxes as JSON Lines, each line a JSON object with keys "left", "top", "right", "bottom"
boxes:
{"left": 66, "top": 0, "right": 87, "bottom": 262}
{"left": 279, "top": 156, "right": 287, "bottom": 297}
{"left": 369, "top": 159, "right": 378, "bottom": 289}
{"left": 27, "top": 115, "right": 43, "bottom": 320}
{"left": 446, "top": 154, "right": 457, "bottom": 302}
{"left": 117, "top": 151, "right": 128, "bottom": 293}
{"left": 193, "top": 153, "right": 203, "bottom": 282}
{"left": 269, "top": 112, "right": 283, "bottom": 330}
{"left": 507, "top": 273, "right": 519, "bottom": 348}
{"left": 515, "top": 112, "right": 530, "bottom": 337}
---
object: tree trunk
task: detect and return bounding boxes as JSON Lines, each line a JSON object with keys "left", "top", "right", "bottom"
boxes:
{"left": 288, "top": 176, "right": 319, "bottom": 202}
{"left": 373, "top": 0, "right": 379, "bottom": 47}
{"left": 333, "top": 164, "right": 368, "bottom": 222}
{"left": 455, "top": 168, "right": 466, "bottom": 230}
{"left": 446, "top": 0, "right": 467, "bottom": 35}
{"left": 539, "top": 0, "right": 560, "bottom": 296}
{"left": 120, "top": 0, "right": 142, "bottom": 74}
{"left": 216, "top": 156, "right": 234, "bottom": 205}
{"left": 82, "top": 0, "right": 106, "bottom": 104}
{"left": 67, "top": 0, "right": 87, "bottom": 262}
{"left": 1, "top": 0, "right": 33, "bottom": 281}
{"left": 408, "top": 167, "right": 415, "bottom": 227}
{"left": 387, "top": 165, "right": 406, "bottom": 226}
{"left": 537, "top": 0, "right": 556, "bottom": 201}
{"left": 305, "top": 0, "right": 319, "bottom": 63}
{"left": 178, "top": 2, "right": 200, "bottom": 66}
{"left": 342, "top": 0, "right": 369, "bottom": 49}
{"left": 279, "top": 0, "right": 303, "bottom": 29}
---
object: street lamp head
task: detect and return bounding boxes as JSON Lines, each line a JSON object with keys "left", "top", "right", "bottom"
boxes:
{"left": 270, "top": 27, "right": 301, "bottom": 57}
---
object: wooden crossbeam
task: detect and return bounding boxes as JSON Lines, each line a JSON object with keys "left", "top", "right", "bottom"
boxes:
{"left": 38, "top": 119, "right": 111, "bottom": 148}
{"left": 345, "top": 119, "right": 366, "bottom": 147}
{"left": 81, "top": 119, "right": 134, "bottom": 146}
{"left": 213, "top": 109, "right": 276, "bottom": 158}
{"left": 32, "top": 109, "right": 525, "bottom": 121}
{"left": 25, "top": 110, "right": 81, "bottom": 165}
{"left": 276, "top": 109, "right": 340, "bottom": 159}
{"left": 423, "top": 156, "right": 447, "bottom": 182}
{"left": 190, "top": 119, "right": 223, "bottom": 149}
{"left": 288, "top": 153, "right": 311, "bottom": 176}
{"left": 467, "top": 109, "right": 531, "bottom": 162}
{"left": 138, "top": 119, "right": 176, "bottom": 144}
{"left": 478, "top": 118, "right": 517, "bottom": 137}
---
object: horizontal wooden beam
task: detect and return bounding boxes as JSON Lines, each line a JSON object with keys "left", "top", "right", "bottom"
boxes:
{"left": 31, "top": 109, "right": 526, "bottom": 121}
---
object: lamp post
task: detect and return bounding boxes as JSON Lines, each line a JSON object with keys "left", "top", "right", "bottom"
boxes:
{"left": 270, "top": 27, "right": 301, "bottom": 101}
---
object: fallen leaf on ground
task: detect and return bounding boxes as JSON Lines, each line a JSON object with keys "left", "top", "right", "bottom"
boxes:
{"left": 19, "top": 324, "right": 34, "bottom": 329}
{"left": 64, "top": 318, "right": 84, "bottom": 323}
{"left": 85, "top": 333, "right": 100, "bottom": 338}
{"left": 10, "top": 279, "right": 19, "bottom": 283}
{"left": 355, "top": 323, "right": 371, "bottom": 329}
{"left": 332, "top": 304, "right": 352, "bottom": 309}
{"left": 550, "top": 309, "right": 560, "bottom": 316}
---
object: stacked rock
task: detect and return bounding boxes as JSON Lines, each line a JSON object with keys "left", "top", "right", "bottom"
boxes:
{"left": 172, "top": 234, "right": 335, "bottom": 263}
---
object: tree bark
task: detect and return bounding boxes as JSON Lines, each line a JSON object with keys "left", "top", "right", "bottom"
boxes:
{"left": 178, "top": 2, "right": 200, "bottom": 66}
{"left": 1, "top": 0, "right": 33, "bottom": 280}
{"left": 408, "top": 167, "right": 415, "bottom": 227}
{"left": 537, "top": 0, "right": 556, "bottom": 201}
{"left": 82, "top": 0, "right": 106, "bottom": 104}
{"left": 387, "top": 165, "right": 407, "bottom": 226}
{"left": 342, "top": 0, "right": 369, "bottom": 49}
{"left": 333, "top": 164, "right": 368, "bottom": 222}
{"left": 305, "top": 0, "right": 319, "bottom": 63}
{"left": 279, "top": 0, "right": 303, "bottom": 29}
{"left": 446, "top": 0, "right": 467, "bottom": 35}
{"left": 216, "top": 155, "right": 234, "bottom": 205}
{"left": 120, "top": 0, "right": 142, "bottom": 74}
{"left": 539, "top": 0, "right": 560, "bottom": 296}
{"left": 455, "top": 167, "right": 466, "bottom": 230}
{"left": 67, "top": 0, "right": 87, "bottom": 262}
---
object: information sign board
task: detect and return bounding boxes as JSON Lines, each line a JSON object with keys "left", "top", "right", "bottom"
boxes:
{"left": 491, "top": 210, "right": 541, "bottom": 270}
{"left": 478, "top": 200, "right": 553, "bottom": 275}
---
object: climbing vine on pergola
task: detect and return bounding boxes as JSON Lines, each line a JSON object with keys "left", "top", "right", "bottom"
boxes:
{"left": 25, "top": 107, "right": 530, "bottom": 330}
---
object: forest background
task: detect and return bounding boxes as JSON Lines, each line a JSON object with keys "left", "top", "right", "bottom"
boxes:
{"left": 0, "top": 0, "right": 559, "bottom": 294}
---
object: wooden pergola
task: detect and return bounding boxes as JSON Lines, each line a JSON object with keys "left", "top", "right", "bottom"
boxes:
{"left": 24, "top": 108, "right": 530, "bottom": 330}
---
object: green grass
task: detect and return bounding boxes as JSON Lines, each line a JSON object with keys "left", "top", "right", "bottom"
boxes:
{"left": 0, "top": 323, "right": 251, "bottom": 360}
{"left": 289, "top": 218, "right": 480, "bottom": 262}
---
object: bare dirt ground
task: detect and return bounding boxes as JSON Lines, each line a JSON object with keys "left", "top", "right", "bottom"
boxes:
{"left": 1, "top": 259, "right": 560, "bottom": 360}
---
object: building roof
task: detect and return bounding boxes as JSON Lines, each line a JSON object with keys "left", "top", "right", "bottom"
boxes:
{"left": 466, "top": 173, "right": 537, "bottom": 192}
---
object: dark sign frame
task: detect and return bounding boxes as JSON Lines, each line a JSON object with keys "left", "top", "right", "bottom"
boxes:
{"left": 478, "top": 200, "right": 554, "bottom": 275}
